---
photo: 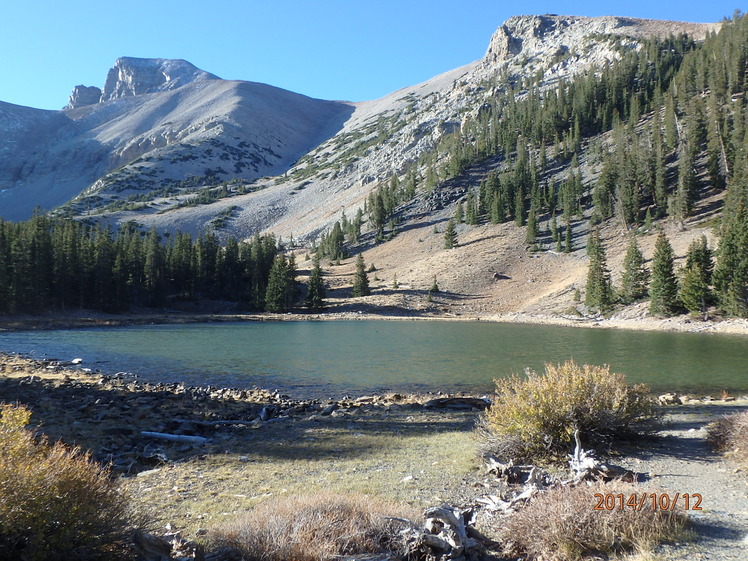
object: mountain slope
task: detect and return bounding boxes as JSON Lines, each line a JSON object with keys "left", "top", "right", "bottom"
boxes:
{"left": 0, "top": 59, "right": 353, "bottom": 221}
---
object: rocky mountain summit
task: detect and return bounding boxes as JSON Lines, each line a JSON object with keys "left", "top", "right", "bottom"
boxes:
{"left": 0, "top": 14, "right": 719, "bottom": 230}
{"left": 484, "top": 14, "right": 717, "bottom": 68}
{"left": 65, "top": 57, "right": 220, "bottom": 109}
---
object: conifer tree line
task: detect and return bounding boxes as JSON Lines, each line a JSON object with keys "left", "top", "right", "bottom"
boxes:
{"left": 585, "top": 228, "right": 746, "bottom": 317}
{"left": 0, "top": 214, "right": 298, "bottom": 314}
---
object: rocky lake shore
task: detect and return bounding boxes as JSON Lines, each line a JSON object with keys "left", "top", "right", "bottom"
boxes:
{"left": 2, "top": 304, "right": 748, "bottom": 336}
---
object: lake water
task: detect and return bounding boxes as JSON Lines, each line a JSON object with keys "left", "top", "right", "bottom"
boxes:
{"left": 1, "top": 321, "right": 747, "bottom": 398}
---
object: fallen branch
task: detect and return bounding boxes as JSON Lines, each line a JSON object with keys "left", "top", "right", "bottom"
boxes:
{"left": 141, "top": 431, "right": 209, "bottom": 444}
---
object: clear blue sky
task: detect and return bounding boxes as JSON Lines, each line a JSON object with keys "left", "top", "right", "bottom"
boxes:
{"left": 0, "top": 1, "right": 741, "bottom": 110}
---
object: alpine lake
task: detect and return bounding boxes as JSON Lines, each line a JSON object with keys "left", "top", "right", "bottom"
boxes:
{"left": 2, "top": 320, "right": 747, "bottom": 399}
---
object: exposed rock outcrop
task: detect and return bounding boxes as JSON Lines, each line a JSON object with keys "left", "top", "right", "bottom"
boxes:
{"left": 65, "top": 85, "right": 102, "bottom": 109}
{"left": 99, "top": 57, "right": 220, "bottom": 102}
{"left": 482, "top": 14, "right": 720, "bottom": 68}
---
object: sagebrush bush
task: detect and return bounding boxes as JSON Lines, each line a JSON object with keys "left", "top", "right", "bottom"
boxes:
{"left": 501, "top": 481, "right": 689, "bottom": 561}
{"left": 209, "top": 493, "right": 419, "bottom": 561}
{"left": 0, "top": 404, "right": 133, "bottom": 561}
{"left": 707, "top": 411, "right": 748, "bottom": 468}
{"left": 483, "top": 360, "right": 654, "bottom": 462}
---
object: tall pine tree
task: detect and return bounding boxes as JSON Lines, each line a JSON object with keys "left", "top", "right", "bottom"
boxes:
{"left": 305, "top": 256, "right": 326, "bottom": 311}
{"left": 352, "top": 253, "right": 371, "bottom": 297}
{"left": 444, "top": 219, "right": 458, "bottom": 249}
{"left": 620, "top": 237, "right": 649, "bottom": 304}
{"left": 585, "top": 228, "right": 613, "bottom": 312}
{"left": 649, "top": 232, "right": 679, "bottom": 316}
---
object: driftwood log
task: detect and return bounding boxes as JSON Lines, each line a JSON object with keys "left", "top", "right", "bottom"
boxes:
{"left": 140, "top": 431, "right": 209, "bottom": 444}
{"left": 567, "top": 430, "right": 637, "bottom": 482}
{"left": 401, "top": 505, "right": 494, "bottom": 561}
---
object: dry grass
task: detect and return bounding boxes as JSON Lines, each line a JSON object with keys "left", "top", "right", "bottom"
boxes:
{"left": 0, "top": 404, "right": 134, "bottom": 561}
{"left": 208, "top": 493, "right": 420, "bottom": 561}
{"left": 123, "top": 412, "right": 477, "bottom": 534}
{"left": 482, "top": 360, "right": 655, "bottom": 463}
{"left": 707, "top": 410, "right": 748, "bottom": 469}
{"left": 500, "top": 481, "right": 690, "bottom": 561}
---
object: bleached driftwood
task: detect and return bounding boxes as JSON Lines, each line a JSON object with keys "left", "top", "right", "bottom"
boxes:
{"left": 568, "top": 429, "right": 598, "bottom": 481}
{"left": 485, "top": 455, "right": 550, "bottom": 485}
{"left": 400, "top": 505, "right": 492, "bottom": 560}
{"left": 141, "top": 431, "right": 209, "bottom": 444}
{"left": 567, "top": 429, "right": 637, "bottom": 482}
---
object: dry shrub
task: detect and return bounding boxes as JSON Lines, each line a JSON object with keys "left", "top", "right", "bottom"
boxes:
{"left": 0, "top": 404, "right": 133, "bottom": 561}
{"left": 210, "top": 493, "right": 420, "bottom": 561}
{"left": 501, "top": 481, "right": 689, "bottom": 561}
{"left": 707, "top": 410, "right": 748, "bottom": 468}
{"left": 483, "top": 360, "right": 654, "bottom": 462}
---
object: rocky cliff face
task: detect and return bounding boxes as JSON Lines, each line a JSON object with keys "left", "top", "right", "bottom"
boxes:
{"left": 99, "top": 57, "right": 220, "bottom": 102}
{"left": 66, "top": 85, "right": 102, "bottom": 109}
{"left": 65, "top": 57, "right": 220, "bottom": 109}
{"left": 481, "top": 15, "right": 719, "bottom": 75}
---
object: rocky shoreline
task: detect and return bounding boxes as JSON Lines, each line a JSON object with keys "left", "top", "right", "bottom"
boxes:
{"left": 0, "top": 353, "right": 487, "bottom": 477}
{"left": 2, "top": 305, "right": 748, "bottom": 336}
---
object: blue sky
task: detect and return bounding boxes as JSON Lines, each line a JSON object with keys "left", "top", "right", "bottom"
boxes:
{"left": 0, "top": 1, "right": 741, "bottom": 110}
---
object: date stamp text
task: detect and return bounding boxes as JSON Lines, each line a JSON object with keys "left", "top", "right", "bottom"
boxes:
{"left": 593, "top": 493, "right": 702, "bottom": 511}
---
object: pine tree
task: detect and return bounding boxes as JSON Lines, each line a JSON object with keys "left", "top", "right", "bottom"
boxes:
{"left": 592, "top": 158, "right": 615, "bottom": 222}
{"left": 550, "top": 214, "right": 559, "bottom": 244}
{"left": 444, "top": 219, "right": 458, "bottom": 249}
{"left": 684, "top": 235, "right": 713, "bottom": 287}
{"left": 465, "top": 191, "right": 479, "bottom": 225}
{"left": 664, "top": 95, "right": 678, "bottom": 152}
{"left": 713, "top": 203, "right": 748, "bottom": 316}
{"left": 143, "top": 227, "right": 166, "bottom": 308}
{"left": 265, "top": 254, "right": 291, "bottom": 312}
{"left": 672, "top": 141, "right": 697, "bottom": 220}
{"left": 430, "top": 276, "right": 440, "bottom": 293}
{"left": 585, "top": 228, "right": 613, "bottom": 312}
{"left": 679, "top": 261, "right": 710, "bottom": 315}
{"left": 285, "top": 253, "right": 298, "bottom": 310}
{"left": 305, "top": 256, "right": 325, "bottom": 311}
{"left": 352, "top": 253, "right": 371, "bottom": 297}
{"left": 649, "top": 232, "right": 679, "bottom": 316}
{"left": 564, "top": 220, "right": 573, "bottom": 253}
{"left": 620, "top": 237, "right": 649, "bottom": 304}
{"left": 454, "top": 201, "right": 464, "bottom": 223}
{"left": 525, "top": 203, "right": 538, "bottom": 244}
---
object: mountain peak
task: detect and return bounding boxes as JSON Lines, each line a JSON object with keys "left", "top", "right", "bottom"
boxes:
{"left": 101, "top": 57, "right": 220, "bottom": 102}
{"left": 66, "top": 57, "right": 220, "bottom": 109}
{"left": 483, "top": 14, "right": 720, "bottom": 67}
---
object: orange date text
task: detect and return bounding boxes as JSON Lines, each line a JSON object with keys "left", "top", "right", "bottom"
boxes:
{"left": 593, "top": 492, "right": 702, "bottom": 511}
